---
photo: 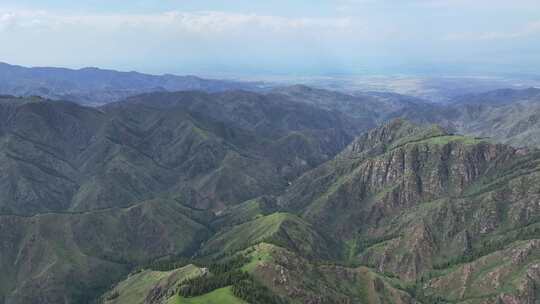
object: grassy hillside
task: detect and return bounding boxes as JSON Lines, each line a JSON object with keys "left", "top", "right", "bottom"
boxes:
{"left": 102, "top": 120, "right": 540, "bottom": 304}
{"left": 3, "top": 85, "right": 540, "bottom": 304}
{"left": 202, "top": 212, "right": 333, "bottom": 259}
{"left": 104, "top": 265, "right": 204, "bottom": 304}
{"left": 0, "top": 92, "right": 358, "bottom": 303}
{"left": 242, "top": 243, "right": 415, "bottom": 304}
{"left": 103, "top": 242, "right": 415, "bottom": 304}
{"left": 171, "top": 287, "right": 246, "bottom": 304}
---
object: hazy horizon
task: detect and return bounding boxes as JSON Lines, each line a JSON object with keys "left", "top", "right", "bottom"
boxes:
{"left": 1, "top": 0, "right": 539, "bottom": 77}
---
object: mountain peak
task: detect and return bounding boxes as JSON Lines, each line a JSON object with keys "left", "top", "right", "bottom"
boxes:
{"left": 340, "top": 119, "right": 450, "bottom": 159}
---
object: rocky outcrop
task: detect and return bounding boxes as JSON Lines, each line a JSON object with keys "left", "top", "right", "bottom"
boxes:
{"left": 246, "top": 243, "right": 415, "bottom": 304}
{"left": 426, "top": 240, "right": 540, "bottom": 304}
{"left": 280, "top": 119, "right": 540, "bottom": 297}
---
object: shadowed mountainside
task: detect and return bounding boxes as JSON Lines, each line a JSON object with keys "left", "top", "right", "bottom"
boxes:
{"left": 0, "top": 62, "right": 263, "bottom": 105}
{"left": 0, "top": 90, "right": 362, "bottom": 303}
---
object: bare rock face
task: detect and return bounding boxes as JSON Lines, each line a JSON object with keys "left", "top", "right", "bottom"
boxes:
{"left": 280, "top": 119, "right": 540, "bottom": 302}
{"left": 246, "top": 243, "right": 416, "bottom": 304}
{"left": 425, "top": 240, "right": 540, "bottom": 304}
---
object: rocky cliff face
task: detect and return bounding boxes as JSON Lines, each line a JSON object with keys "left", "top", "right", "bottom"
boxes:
{"left": 98, "top": 119, "right": 540, "bottom": 304}
{"left": 246, "top": 243, "right": 416, "bottom": 304}
{"left": 278, "top": 119, "right": 540, "bottom": 302}
{"left": 282, "top": 120, "right": 515, "bottom": 236}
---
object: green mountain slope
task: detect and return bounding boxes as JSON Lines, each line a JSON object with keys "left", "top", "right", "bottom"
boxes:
{"left": 104, "top": 242, "right": 416, "bottom": 304}
{"left": 0, "top": 199, "right": 211, "bottom": 304}
{"left": 0, "top": 91, "right": 361, "bottom": 303}
{"left": 202, "top": 212, "right": 333, "bottom": 259}
{"left": 102, "top": 119, "right": 540, "bottom": 304}
{"left": 244, "top": 243, "right": 414, "bottom": 304}
{"left": 3, "top": 85, "right": 540, "bottom": 304}
{"left": 0, "top": 91, "right": 356, "bottom": 215}
{"left": 171, "top": 287, "right": 246, "bottom": 304}
{"left": 277, "top": 119, "right": 540, "bottom": 302}
{"left": 103, "top": 264, "right": 205, "bottom": 304}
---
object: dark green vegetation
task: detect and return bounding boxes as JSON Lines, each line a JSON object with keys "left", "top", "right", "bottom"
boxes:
{"left": 103, "top": 119, "right": 540, "bottom": 304}
{"left": 276, "top": 119, "right": 540, "bottom": 303}
{"left": 0, "top": 91, "right": 357, "bottom": 304}
{"left": 1, "top": 85, "right": 540, "bottom": 304}
{"left": 177, "top": 256, "right": 284, "bottom": 304}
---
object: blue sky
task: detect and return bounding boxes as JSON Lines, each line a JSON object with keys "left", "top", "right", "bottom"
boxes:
{"left": 0, "top": 0, "right": 539, "bottom": 76}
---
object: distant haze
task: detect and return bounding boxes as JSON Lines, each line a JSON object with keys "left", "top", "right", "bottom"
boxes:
{"left": 0, "top": 0, "right": 539, "bottom": 76}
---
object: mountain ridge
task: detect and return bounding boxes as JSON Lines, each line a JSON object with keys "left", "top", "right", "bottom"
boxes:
{"left": 0, "top": 62, "right": 264, "bottom": 105}
{"left": 1, "top": 75, "right": 540, "bottom": 303}
{"left": 101, "top": 119, "right": 540, "bottom": 304}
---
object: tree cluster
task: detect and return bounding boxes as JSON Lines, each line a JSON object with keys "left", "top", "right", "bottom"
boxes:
{"left": 179, "top": 269, "right": 249, "bottom": 297}
{"left": 231, "top": 276, "right": 286, "bottom": 304}
{"left": 178, "top": 254, "right": 285, "bottom": 304}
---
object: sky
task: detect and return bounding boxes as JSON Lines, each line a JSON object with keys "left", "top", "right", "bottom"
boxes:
{"left": 0, "top": 0, "right": 539, "bottom": 77}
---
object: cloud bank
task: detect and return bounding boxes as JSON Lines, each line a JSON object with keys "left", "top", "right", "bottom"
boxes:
{"left": 0, "top": 3, "right": 538, "bottom": 75}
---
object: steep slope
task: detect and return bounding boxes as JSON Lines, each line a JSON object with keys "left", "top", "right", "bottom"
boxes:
{"left": 103, "top": 242, "right": 416, "bottom": 304}
{"left": 4, "top": 84, "right": 540, "bottom": 304}
{"left": 279, "top": 119, "right": 540, "bottom": 302}
{"left": 201, "top": 212, "right": 333, "bottom": 259}
{"left": 424, "top": 240, "right": 540, "bottom": 304}
{"left": 103, "top": 264, "right": 206, "bottom": 304}
{"left": 0, "top": 97, "right": 107, "bottom": 214}
{"left": 0, "top": 91, "right": 359, "bottom": 303}
{"left": 0, "top": 199, "right": 211, "bottom": 304}
{"left": 100, "top": 119, "right": 540, "bottom": 304}
{"left": 244, "top": 243, "right": 415, "bottom": 304}
{"left": 0, "top": 91, "right": 355, "bottom": 215}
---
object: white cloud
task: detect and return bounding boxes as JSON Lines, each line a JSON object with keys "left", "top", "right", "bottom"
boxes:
{"left": 0, "top": 8, "right": 370, "bottom": 72}
{"left": 0, "top": 5, "right": 537, "bottom": 74}
{"left": 0, "top": 9, "right": 355, "bottom": 35}
{"left": 444, "top": 20, "right": 540, "bottom": 41}
{"left": 420, "top": 0, "right": 540, "bottom": 8}
{"left": 333, "top": 0, "right": 540, "bottom": 9}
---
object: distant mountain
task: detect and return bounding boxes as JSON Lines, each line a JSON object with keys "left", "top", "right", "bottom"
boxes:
{"left": 0, "top": 62, "right": 263, "bottom": 105}
{"left": 284, "top": 75, "right": 540, "bottom": 103}
{"left": 350, "top": 87, "right": 540, "bottom": 148}
{"left": 451, "top": 87, "right": 540, "bottom": 105}
{"left": 270, "top": 84, "right": 433, "bottom": 131}
{"left": 443, "top": 88, "right": 540, "bottom": 147}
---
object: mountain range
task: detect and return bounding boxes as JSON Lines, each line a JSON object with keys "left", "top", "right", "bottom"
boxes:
{"left": 0, "top": 65, "right": 539, "bottom": 304}
{"left": 0, "top": 62, "right": 263, "bottom": 106}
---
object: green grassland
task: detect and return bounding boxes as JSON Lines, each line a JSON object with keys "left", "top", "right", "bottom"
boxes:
{"left": 104, "top": 264, "right": 204, "bottom": 304}
{"left": 170, "top": 287, "right": 247, "bottom": 304}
